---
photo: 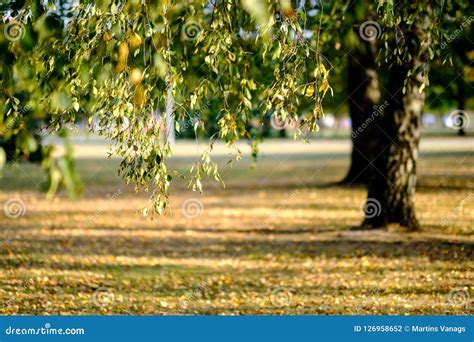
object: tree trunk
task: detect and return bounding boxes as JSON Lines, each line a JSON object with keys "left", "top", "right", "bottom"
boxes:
{"left": 363, "top": 63, "right": 425, "bottom": 230}
{"left": 341, "top": 39, "right": 380, "bottom": 185}
{"left": 456, "top": 75, "right": 466, "bottom": 136}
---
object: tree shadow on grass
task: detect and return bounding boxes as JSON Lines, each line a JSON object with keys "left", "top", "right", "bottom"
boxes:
{"left": 1, "top": 234, "right": 472, "bottom": 264}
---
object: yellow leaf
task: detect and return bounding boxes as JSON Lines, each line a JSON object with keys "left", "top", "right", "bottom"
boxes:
{"left": 319, "top": 63, "right": 326, "bottom": 76}
{"left": 305, "top": 85, "right": 315, "bottom": 97}
{"left": 130, "top": 68, "right": 143, "bottom": 84}
{"left": 313, "top": 66, "right": 320, "bottom": 78}
{"left": 103, "top": 31, "right": 111, "bottom": 42}
{"left": 134, "top": 84, "right": 146, "bottom": 108}
{"left": 319, "top": 78, "right": 328, "bottom": 93}
{"left": 419, "top": 82, "right": 425, "bottom": 93}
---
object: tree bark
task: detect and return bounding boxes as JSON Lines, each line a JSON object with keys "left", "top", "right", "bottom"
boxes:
{"left": 341, "top": 38, "right": 380, "bottom": 185}
{"left": 456, "top": 75, "right": 466, "bottom": 136}
{"left": 364, "top": 63, "right": 425, "bottom": 230}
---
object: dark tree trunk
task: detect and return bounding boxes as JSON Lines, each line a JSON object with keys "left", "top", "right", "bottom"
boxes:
{"left": 363, "top": 63, "right": 425, "bottom": 230}
{"left": 457, "top": 76, "right": 466, "bottom": 136}
{"left": 341, "top": 39, "right": 380, "bottom": 185}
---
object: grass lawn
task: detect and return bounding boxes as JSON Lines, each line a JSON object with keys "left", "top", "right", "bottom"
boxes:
{"left": 0, "top": 137, "right": 472, "bottom": 314}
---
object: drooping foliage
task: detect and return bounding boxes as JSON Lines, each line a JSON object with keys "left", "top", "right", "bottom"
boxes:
{"left": 1, "top": 0, "right": 332, "bottom": 214}
{"left": 1, "top": 0, "right": 470, "bottom": 221}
